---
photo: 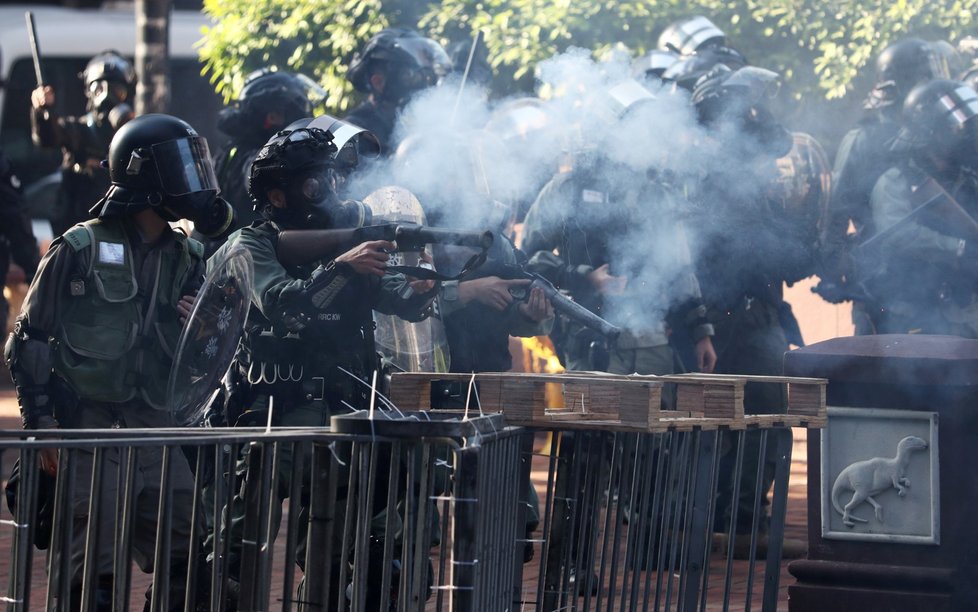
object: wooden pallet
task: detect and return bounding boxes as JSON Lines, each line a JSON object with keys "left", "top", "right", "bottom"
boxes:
{"left": 670, "top": 373, "right": 827, "bottom": 427}
{"left": 387, "top": 371, "right": 827, "bottom": 432}
{"left": 388, "top": 371, "right": 666, "bottom": 432}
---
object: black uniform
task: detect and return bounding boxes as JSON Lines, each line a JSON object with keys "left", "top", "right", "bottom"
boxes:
{"left": 0, "top": 147, "right": 40, "bottom": 328}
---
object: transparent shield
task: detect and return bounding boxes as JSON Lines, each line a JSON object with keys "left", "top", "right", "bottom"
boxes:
{"left": 773, "top": 132, "right": 832, "bottom": 245}
{"left": 363, "top": 186, "right": 450, "bottom": 373}
{"left": 167, "top": 246, "right": 254, "bottom": 425}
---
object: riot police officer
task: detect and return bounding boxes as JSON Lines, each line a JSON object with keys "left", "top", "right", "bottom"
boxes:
{"left": 210, "top": 69, "right": 321, "bottom": 238}
{"left": 345, "top": 28, "right": 451, "bottom": 152}
{"left": 522, "top": 79, "right": 717, "bottom": 379}
{"left": 4, "top": 113, "right": 234, "bottom": 610}
{"left": 688, "top": 65, "right": 811, "bottom": 557}
{"left": 210, "top": 118, "right": 434, "bottom": 607}
{"left": 30, "top": 50, "right": 136, "bottom": 236}
{"left": 866, "top": 79, "right": 978, "bottom": 337}
{"left": 657, "top": 16, "right": 748, "bottom": 91}
{"left": 817, "top": 38, "right": 949, "bottom": 332}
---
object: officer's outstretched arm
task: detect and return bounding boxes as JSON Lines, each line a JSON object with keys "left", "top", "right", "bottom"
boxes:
{"left": 4, "top": 322, "right": 57, "bottom": 429}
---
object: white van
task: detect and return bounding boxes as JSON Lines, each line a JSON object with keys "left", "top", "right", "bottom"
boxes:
{"left": 0, "top": 4, "right": 225, "bottom": 237}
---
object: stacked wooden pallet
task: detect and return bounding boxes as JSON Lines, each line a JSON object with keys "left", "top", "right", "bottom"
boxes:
{"left": 387, "top": 371, "right": 827, "bottom": 432}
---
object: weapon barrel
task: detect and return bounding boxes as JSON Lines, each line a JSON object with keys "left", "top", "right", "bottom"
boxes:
{"left": 394, "top": 226, "right": 494, "bottom": 250}
{"left": 25, "top": 12, "right": 44, "bottom": 87}
{"left": 532, "top": 276, "right": 621, "bottom": 340}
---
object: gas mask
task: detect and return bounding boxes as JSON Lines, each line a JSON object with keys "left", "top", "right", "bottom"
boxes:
{"left": 87, "top": 79, "right": 129, "bottom": 118}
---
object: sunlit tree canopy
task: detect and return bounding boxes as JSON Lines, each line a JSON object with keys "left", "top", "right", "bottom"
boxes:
{"left": 198, "top": 0, "right": 978, "bottom": 110}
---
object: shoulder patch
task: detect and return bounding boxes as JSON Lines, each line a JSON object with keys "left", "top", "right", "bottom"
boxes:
{"left": 62, "top": 225, "right": 93, "bottom": 252}
{"left": 186, "top": 236, "right": 205, "bottom": 260}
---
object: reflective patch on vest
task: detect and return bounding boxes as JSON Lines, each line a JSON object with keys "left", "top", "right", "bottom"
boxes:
{"left": 311, "top": 276, "right": 348, "bottom": 309}
{"left": 98, "top": 241, "right": 126, "bottom": 265}
{"left": 582, "top": 189, "right": 605, "bottom": 204}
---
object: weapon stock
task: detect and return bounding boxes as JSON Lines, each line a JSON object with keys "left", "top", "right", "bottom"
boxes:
{"left": 25, "top": 12, "right": 44, "bottom": 87}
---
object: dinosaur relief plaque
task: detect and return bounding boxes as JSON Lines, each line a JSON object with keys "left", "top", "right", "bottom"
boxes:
{"left": 821, "top": 407, "right": 939, "bottom": 544}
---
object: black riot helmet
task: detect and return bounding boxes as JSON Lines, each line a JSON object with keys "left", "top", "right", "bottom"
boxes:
{"left": 446, "top": 39, "right": 494, "bottom": 87}
{"left": 305, "top": 114, "right": 381, "bottom": 178}
{"left": 81, "top": 50, "right": 136, "bottom": 115}
{"left": 658, "top": 16, "right": 727, "bottom": 56}
{"left": 661, "top": 45, "right": 748, "bottom": 91}
{"left": 865, "top": 38, "right": 950, "bottom": 112}
{"left": 248, "top": 122, "right": 370, "bottom": 229}
{"left": 92, "top": 114, "right": 235, "bottom": 238}
{"left": 217, "top": 69, "right": 323, "bottom": 142}
{"left": 895, "top": 79, "right": 978, "bottom": 166}
{"left": 692, "top": 65, "right": 793, "bottom": 157}
{"left": 347, "top": 29, "right": 452, "bottom": 106}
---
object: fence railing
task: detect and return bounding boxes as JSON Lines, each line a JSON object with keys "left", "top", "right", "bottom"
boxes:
{"left": 0, "top": 371, "right": 825, "bottom": 611}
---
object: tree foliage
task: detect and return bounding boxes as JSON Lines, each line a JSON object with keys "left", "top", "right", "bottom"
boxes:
{"left": 197, "top": 0, "right": 978, "bottom": 112}
{"left": 197, "top": 0, "right": 388, "bottom": 111}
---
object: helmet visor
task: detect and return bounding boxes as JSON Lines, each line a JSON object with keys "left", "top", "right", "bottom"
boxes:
{"left": 724, "top": 66, "right": 781, "bottom": 104}
{"left": 395, "top": 37, "right": 452, "bottom": 79}
{"left": 151, "top": 136, "right": 219, "bottom": 197}
{"left": 675, "top": 16, "right": 726, "bottom": 55}
{"left": 939, "top": 85, "right": 978, "bottom": 129}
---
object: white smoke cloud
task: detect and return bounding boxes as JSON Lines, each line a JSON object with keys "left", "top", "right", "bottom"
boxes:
{"left": 342, "top": 47, "right": 805, "bottom": 339}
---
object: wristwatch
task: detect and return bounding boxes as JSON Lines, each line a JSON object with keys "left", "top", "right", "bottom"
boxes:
{"left": 442, "top": 280, "right": 460, "bottom": 302}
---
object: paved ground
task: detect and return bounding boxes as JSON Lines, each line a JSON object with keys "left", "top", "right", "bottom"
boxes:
{"left": 0, "top": 387, "right": 808, "bottom": 610}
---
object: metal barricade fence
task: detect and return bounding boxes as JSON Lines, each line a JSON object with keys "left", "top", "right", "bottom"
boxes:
{"left": 0, "top": 412, "right": 525, "bottom": 612}
{"left": 1, "top": 372, "right": 826, "bottom": 611}
{"left": 389, "top": 371, "right": 828, "bottom": 612}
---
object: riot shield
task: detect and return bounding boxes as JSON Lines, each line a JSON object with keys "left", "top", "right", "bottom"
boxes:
{"left": 772, "top": 132, "right": 832, "bottom": 245}
{"left": 364, "top": 186, "right": 450, "bottom": 373}
{"left": 166, "top": 246, "right": 254, "bottom": 425}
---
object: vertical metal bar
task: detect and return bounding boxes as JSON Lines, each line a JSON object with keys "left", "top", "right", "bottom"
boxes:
{"left": 238, "top": 442, "right": 268, "bottom": 610}
{"left": 80, "top": 447, "right": 105, "bottom": 612}
{"left": 350, "top": 440, "right": 379, "bottom": 611}
{"left": 46, "top": 447, "right": 75, "bottom": 611}
{"left": 411, "top": 443, "right": 434, "bottom": 612}
{"left": 379, "top": 441, "right": 400, "bottom": 611}
{"left": 721, "top": 430, "right": 746, "bottom": 612}
{"left": 537, "top": 432, "right": 562, "bottom": 612}
{"left": 8, "top": 447, "right": 39, "bottom": 611}
{"left": 184, "top": 446, "right": 207, "bottom": 612}
{"left": 337, "top": 442, "right": 361, "bottom": 612}
{"left": 303, "top": 442, "right": 337, "bottom": 610}
{"left": 151, "top": 445, "right": 174, "bottom": 612}
{"left": 113, "top": 446, "right": 137, "bottom": 612}
{"left": 762, "top": 428, "right": 792, "bottom": 612}
{"left": 603, "top": 433, "right": 633, "bottom": 612}
{"left": 210, "top": 441, "right": 232, "bottom": 612}
{"left": 625, "top": 433, "right": 657, "bottom": 612}
{"left": 512, "top": 432, "right": 535, "bottom": 610}
{"left": 258, "top": 441, "right": 283, "bottom": 607}
{"left": 663, "top": 431, "right": 693, "bottom": 611}
{"left": 639, "top": 432, "right": 669, "bottom": 612}
{"left": 744, "top": 430, "right": 770, "bottom": 612}
{"left": 699, "top": 430, "right": 725, "bottom": 612}
{"left": 648, "top": 431, "right": 679, "bottom": 612}
{"left": 282, "top": 440, "right": 307, "bottom": 612}
{"left": 432, "top": 445, "right": 451, "bottom": 612}
{"left": 452, "top": 445, "right": 479, "bottom": 612}
{"left": 679, "top": 430, "right": 719, "bottom": 612}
